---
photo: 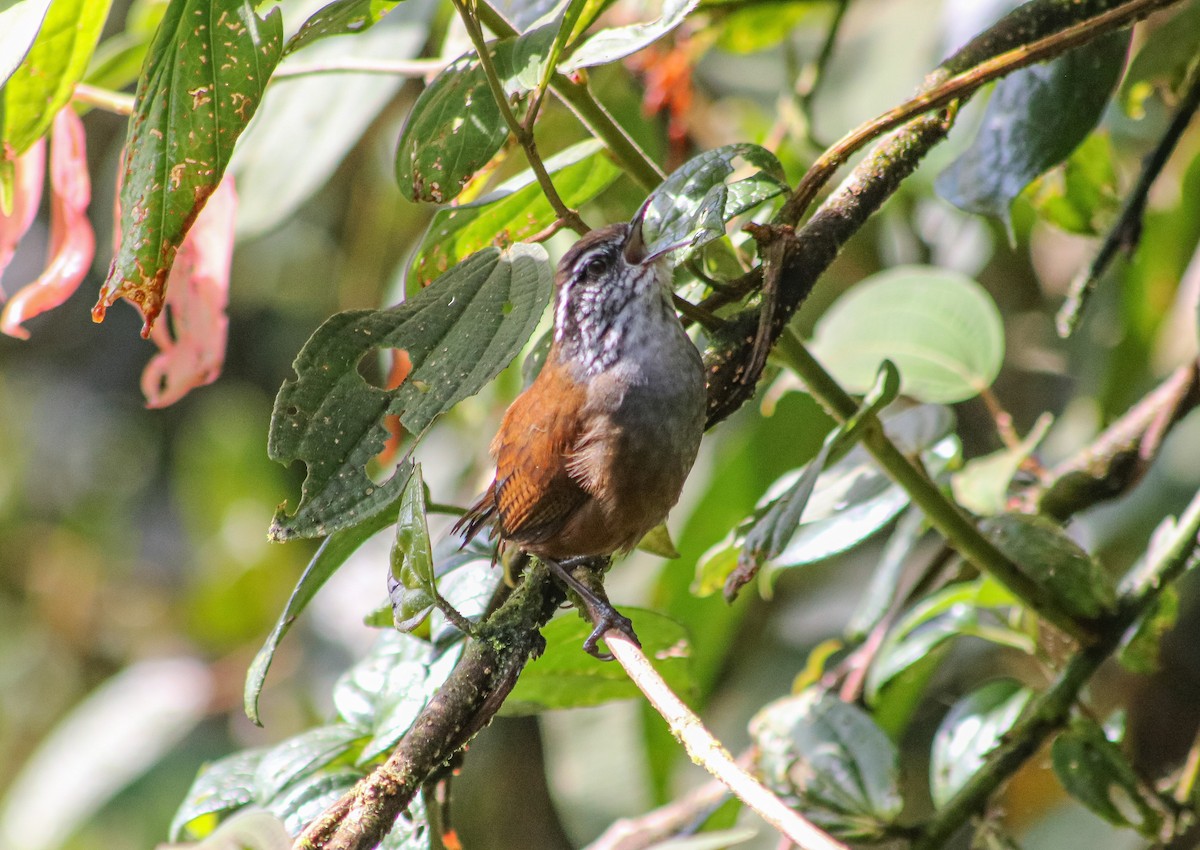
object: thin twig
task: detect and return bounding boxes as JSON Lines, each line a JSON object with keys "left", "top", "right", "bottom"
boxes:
{"left": 797, "top": 0, "right": 849, "bottom": 151}
{"left": 604, "top": 631, "right": 851, "bottom": 850}
{"left": 583, "top": 773, "right": 732, "bottom": 850}
{"left": 778, "top": 0, "right": 1182, "bottom": 227}
{"left": 1057, "top": 56, "right": 1200, "bottom": 336}
{"left": 271, "top": 58, "right": 449, "bottom": 80}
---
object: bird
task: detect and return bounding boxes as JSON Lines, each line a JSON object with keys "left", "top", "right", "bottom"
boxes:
{"left": 453, "top": 209, "right": 707, "bottom": 656}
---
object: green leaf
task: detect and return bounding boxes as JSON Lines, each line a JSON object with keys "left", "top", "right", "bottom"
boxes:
{"left": 502, "top": 609, "right": 694, "bottom": 714}
{"left": 930, "top": 680, "right": 1032, "bottom": 808}
{"left": 170, "top": 749, "right": 266, "bottom": 840}
{"left": 637, "top": 523, "right": 681, "bottom": 559}
{"left": 866, "top": 578, "right": 1031, "bottom": 700}
{"left": 936, "top": 32, "right": 1130, "bottom": 224}
{"left": 265, "top": 768, "right": 363, "bottom": 837}
{"left": 254, "top": 724, "right": 365, "bottom": 804}
{"left": 737, "top": 361, "right": 900, "bottom": 591}
{"left": 0, "top": 0, "right": 52, "bottom": 91}
{"left": 244, "top": 479, "right": 409, "bottom": 725}
{"left": 1052, "top": 718, "right": 1163, "bottom": 834}
{"left": 389, "top": 463, "right": 437, "bottom": 631}
{"left": 172, "top": 809, "right": 291, "bottom": 850}
{"left": 846, "top": 506, "right": 928, "bottom": 639}
{"left": 1119, "top": 1, "right": 1200, "bottom": 118}
{"left": 234, "top": 0, "right": 435, "bottom": 237}
{"left": 100, "top": 0, "right": 283, "bottom": 329}
{"left": 810, "top": 265, "right": 1005, "bottom": 404}
{"left": 408, "top": 139, "right": 622, "bottom": 288}
{"left": 751, "top": 690, "right": 902, "bottom": 839}
{"left": 951, "top": 413, "right": 1052, "bottom": 516}
{"left": 560, "top": 0, "right": 699, "bottom": 71}
{"left": 1028, "top": 133, "right": 1120, "bottom": 236}
{"left": 269, "top": 244, "right": 552, "bottom": 539}
{"left": 285, "top": 0, "right": 402, "bottom": 55}
{"left": 394, "top": 25, "right": 556, "bottom": 203}
{"left": 0, "top": 0, "right": 110, "bottom": 157}
{"left": 639, "top": 143, "right": 788, "bottom": 259}
{"left": 982, "top": 513, "right": 1117, "bottom": 621}
{"left": 1118, "top": 586, "right": 1178, "bottom": 674}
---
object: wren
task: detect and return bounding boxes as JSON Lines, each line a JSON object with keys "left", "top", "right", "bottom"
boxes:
{"left": 455, "top": 213, "right": 707, "bottom": 656}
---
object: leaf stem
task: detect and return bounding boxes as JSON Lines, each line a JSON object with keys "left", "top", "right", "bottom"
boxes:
{"left": 604, "top": 631, "right": 851, "bottom": 850}
{"left": 451, "top": 0, "right": 589, "bottom": 235}
{"left": 773, "top": 329, "right": 1097, "bottom": 643}
{"left": 473, "top": 0, "right": 665, "bottom": 190}
{"left": 72, "top": 83, "right": 134, "bottom": 116}
{"left": 777, "top": 0, "right": 1183, "bottom": 227}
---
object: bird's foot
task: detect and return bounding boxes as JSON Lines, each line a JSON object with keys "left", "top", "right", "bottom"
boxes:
{"left": 544, "top": 557, "right": 640, "bottom": 660}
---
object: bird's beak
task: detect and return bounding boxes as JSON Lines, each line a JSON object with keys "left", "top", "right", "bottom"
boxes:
{"left": 624, "top": 197, "right": 694, "bottom": 265}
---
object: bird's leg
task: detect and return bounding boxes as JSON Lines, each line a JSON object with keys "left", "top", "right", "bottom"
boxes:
{"left": 542, "top": 556, "right": 640, "bottom": 660}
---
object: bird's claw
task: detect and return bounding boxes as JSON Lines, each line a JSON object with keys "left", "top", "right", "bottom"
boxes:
{"left": 581, "top": 606, "right": 639, "bottom": 661}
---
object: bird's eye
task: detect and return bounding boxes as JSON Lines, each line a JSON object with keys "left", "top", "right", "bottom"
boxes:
{"left": 584, "top": 256, "right": 609, "bottom": 278}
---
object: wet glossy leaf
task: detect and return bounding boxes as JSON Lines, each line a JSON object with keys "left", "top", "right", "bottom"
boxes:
{"left": 254, "top": 724, "right": 364, "bottom": 803}
{"left": 170, "top": 749, "right": 265, "bottom": 840}
{"left": 408, "top": 139, "right": 621, "bottom": 288}
{"left": 395, "top": 25, "right": 555, "bottom": 203}
{"left": 752, "top": 690, "right": 902, "bottom": 839}
{"left": 560, "top": 0, "right": 699, "bottom": 71}
{"left": 265, "top": 768, "right": 362, "bottom": 837}
{"left": 846, "top": 506, "right": 928, "bottom": 639}
{"left": 174, "top": 809, "right": 290, "bottom": 849}
{"left": 931, "top": 680, "right": 1031, "bottom": 807}
{"left": 285, "top": 0, "right": 402, "bottom": 55}
{"left": 936, "top": 32, "right": 1129, "bottom": 223}
{"left": 0, "top": 0, "right": 110, "bottom": 157}
{"left": 951, "top": 413, "right": 1052, "bottom": 516}
{"left": 98, "top": 0, "right": 283, "bottom": 331}
{"left": 810, "top": 266, "right": 1004, "bottom": 404}
{"left": 866, "top": 577, "right": 1031, "bottom": 699}
{"left": 269, "top": 244, "right": 552, "bottom": 539}
{"left": 389, "top": 463, "right": 437, "bottom": 631}
{"left": 244, "top": 475, "right": 410, "bottom": 725}
{"left": 640, "top": 144, "right": 788, "bottom": 259}
{"left": 502, "top": 609, "right": 693, "bottom": 714}
{"left": 1052, "top": 718, "right": 1162, "bottom": 834}
{"left": 982, "top": 513, "right": 1117, "bottom": 621}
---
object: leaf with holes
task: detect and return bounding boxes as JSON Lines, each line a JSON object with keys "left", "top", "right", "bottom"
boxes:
{"left": 639, "top": 144, "right": 788, "bottom": 259}
{"left": 810, "top": 266, "right": 1004, "bottom": 404}
{"left": 752, "top": 690, "right": 902, "bottom": 839}
{"left": 408, "top": 139, "right": 621, "bottom": 289}
{"left": 936, "top": 32, "right": 1129, "bottom": 224}
{"left": 96, "top": 0, "right": 283, "bottom": 332}
{"left": 931, "top": 680, "right": 1032, "bottom": 807}
{"left": 269, "top": 244, "right": 552, "bottom": 540}
{"left": 395, "top": 25, "right": 555, "bottom": 203}
{"left": 502, "top": 609, "right": 693, "bottom": 713}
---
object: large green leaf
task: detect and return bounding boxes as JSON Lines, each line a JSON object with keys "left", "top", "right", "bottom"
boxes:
{"left": 243, "top": 475, "right": 410, "bottom": 725}
{"left": 752, "top": 690, "right": 902, "bottom": 840}
{"left": 394, "top": 25, "right": 555, "bottom": 203}
{"left": 171, "top": 750, "right": 266, "bottom": 840}
{"left": 640, "top": 143, "right": 788, "bottom": 259}
{"left": 253, "top": 724, "right": 365, "bottom": 804}
{"left": 269, "top": 244, "right": 552, "bottom": 539}
{"left": 502, "top": 609, "right": 694, "bottom": 714}
{"left": 936, "top": 32, "right": 1130, "bottom": 224}
{"left": 0, "top": 0, "right": 110, "bottom": 156}
{"left": 0, "top": 0, "right": 52, "bottom": 92}
{"left": 930, "top": 680, "right": 1031, "bottom": 808}
{"left": 284, "top": 0, "right": 402, "bottom": 55}
{"left": 98, "top": 0, "right": 283, "bottom": 330}
{"left": 408, "top": 139, "right": 622, "bottom": 288}
{"left": 560, "top": 0, "right": 699, "bottom": 71}
{"left": 810, "top": 266, "right": 1005, "bottom": 404}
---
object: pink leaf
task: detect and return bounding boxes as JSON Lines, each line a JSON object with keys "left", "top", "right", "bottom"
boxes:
{"left": 140, "top": 176, "right": 236, "bottom": 408}
{"left": 0, "top": 139, "right": 46, "bottom": 290}
{"left": 1, "top": 109, "right": 95, "bottom": 339}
